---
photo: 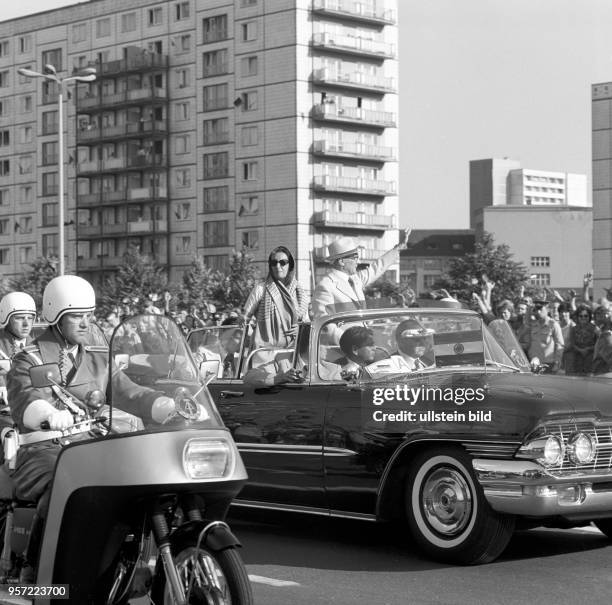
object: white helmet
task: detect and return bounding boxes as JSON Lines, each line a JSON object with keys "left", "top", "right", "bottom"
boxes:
{"left": 0, "top": 292, "right": 36, "bottom": 328}
{"left": 42, "top": 275, "right": 96, "bottom": 325}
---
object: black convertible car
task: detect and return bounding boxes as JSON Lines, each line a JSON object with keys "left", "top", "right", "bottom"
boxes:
{"left": 187, "top": 306, "right": 612, "bottom": 564}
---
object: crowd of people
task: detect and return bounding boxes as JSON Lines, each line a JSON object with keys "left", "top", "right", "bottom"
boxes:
{"left": 472, "top": 272, "right": 612, "bottom": 375}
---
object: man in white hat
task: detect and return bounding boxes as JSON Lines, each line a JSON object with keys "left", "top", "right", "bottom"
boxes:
{"left": 312, "top": 229, "right": 410, "bottom": 322}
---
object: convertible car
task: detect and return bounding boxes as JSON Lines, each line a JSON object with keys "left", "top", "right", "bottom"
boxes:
{"left": 187, "top": 305, "right": 612, "bottom": 564}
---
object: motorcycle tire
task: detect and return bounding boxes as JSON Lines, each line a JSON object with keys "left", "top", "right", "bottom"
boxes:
{"left": 152, "top": 538, "right": 253, "bottom": 605}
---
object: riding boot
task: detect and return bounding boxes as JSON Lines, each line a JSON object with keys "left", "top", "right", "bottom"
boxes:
{"left": 20, "top": 514, "right": 44, "bottom": 583}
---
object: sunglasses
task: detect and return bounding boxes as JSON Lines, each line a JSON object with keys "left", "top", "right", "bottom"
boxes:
{"left": 269, "top": 259, "right": 289, "bottom": 267}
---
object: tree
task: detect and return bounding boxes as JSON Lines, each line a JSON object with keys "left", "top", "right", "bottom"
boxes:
{"left": 99, "top": 248, "right": 168, "bottom": 317}
{"left": 11, "top": 256, "right": 59, "bottom": 307}
{"left": 365, "top": 276, "right": 415, "bottom": 305}
{"left": 178, "top": 255, "right": 223, "bottom": 310}
{"left": 436, "top": 232, "right": 529, "bottom": 308}
{"left": 213, "top": 248, "right": 259, "bottom": 312}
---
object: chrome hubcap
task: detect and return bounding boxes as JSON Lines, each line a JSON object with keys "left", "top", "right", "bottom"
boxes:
{"left": 421, "top": 466, "right": 473, "bottom": 536}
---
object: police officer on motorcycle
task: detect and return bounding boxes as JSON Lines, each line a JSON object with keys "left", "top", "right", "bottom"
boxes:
{"left": 0, "top": 292, "right": 37, "bottom": 405}
{"left": 6, "top": 275, "right": 177, "bottom": 582}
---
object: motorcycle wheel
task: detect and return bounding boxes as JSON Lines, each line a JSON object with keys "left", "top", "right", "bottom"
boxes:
{"left": 154, "top": 540, "right": 253, "bottom": 605}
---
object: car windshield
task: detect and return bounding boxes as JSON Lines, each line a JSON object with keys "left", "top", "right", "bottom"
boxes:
{"left": 316, "top": 310, "right": 525, "bottom": 381}
{"left": 107, "top": 314, "right": 224, "bottom": 433}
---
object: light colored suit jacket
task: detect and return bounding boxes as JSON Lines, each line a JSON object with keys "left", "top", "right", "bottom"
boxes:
{"left": 312, "top": 247, "right": 398, "bottom": 319}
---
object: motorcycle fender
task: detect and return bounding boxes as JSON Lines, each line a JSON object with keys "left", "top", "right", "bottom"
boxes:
{"left": 171, "top": 521, "right": 242, "bottom": 552}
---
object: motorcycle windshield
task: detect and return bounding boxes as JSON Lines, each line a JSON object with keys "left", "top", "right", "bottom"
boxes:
{"left": 107, "top": 314, "right": 225, "bottom": 432}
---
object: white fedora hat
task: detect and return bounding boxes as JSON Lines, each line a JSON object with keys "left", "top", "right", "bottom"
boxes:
{"left": 326, "top": 237, "right": 362, "bottom": 261}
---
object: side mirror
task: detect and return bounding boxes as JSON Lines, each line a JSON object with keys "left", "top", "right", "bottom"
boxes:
{"left": 114, "top": 354, "right": 130, "bottom": 370}
{"left": 199, "top": 360, "right": 220, "bottom": 384}
{"left": 0, "top": 360, "right": 10, "bottom": 373}
{"left": 29, "top": 363, "right": 62, "bottom": 389}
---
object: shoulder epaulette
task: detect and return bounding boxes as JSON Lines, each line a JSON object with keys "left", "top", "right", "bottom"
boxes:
{"left": 22, "top": 345, "right": 39, "bottom": 354}
{"left": 84, "top": 345, "right": 109, "bottom": 353}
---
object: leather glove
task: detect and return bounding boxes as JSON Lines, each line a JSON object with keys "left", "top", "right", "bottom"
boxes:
{"left": 151, "top": 395, "right": 176, "bottom": 424}
{"left": 46, "top": 409, "right": 75, "bottom": 431}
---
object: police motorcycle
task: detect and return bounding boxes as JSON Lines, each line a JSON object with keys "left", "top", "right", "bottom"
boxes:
{"left": 0, "top": 314, "right": 253, "bottom": 604}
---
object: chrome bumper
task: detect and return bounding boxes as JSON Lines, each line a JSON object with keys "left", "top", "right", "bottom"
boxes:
{"left": 472, "top": 459, "right": 612, "bottom": 517}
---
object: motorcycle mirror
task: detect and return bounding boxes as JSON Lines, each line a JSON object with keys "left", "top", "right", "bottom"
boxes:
{"left": 29, "top": 363, "right": 62, "bottom": 388}
{"left": 199, "top": 360, "right": 219, "bottom": 385}
{"left": 0, "top": 359, "right": 10, "bottom": 373}
{"left": 85, "top": 390, "right": 105, "bottom": 410}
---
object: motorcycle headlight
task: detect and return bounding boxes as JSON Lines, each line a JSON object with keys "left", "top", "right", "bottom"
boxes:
{"left": 567, "top": 432, "right": 596, "bottom": 465}
{"left": 518, "top": 435, "right": 564, "bottom": 467}
{"left": 183, "top": 439, "right": 232, "bottom": 479}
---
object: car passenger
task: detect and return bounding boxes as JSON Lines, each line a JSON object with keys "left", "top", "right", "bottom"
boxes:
{"left": 391, "top": 319, "right": 435, "bottom": 371}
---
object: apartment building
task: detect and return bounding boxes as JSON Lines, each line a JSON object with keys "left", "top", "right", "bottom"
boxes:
{"left": 0, "top": 0, "right": 399, "bottom": 286}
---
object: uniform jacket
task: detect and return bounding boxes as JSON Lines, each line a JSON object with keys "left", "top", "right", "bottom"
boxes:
{"left": 312, "top": 247, "right": 397, "bottom": 319}
{"left": 527, "top": 317, "right": 564, "bottom": 365}
{"left": 7, "top": 327, "right": 160, "bottom": 433}
{"left": 0, "top": 328, "right": 35, "bottom": 389}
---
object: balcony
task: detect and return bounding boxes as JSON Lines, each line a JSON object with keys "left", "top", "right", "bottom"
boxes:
{"left": 312, "top": 32, "right": 395, "bottom": 59}
{"left": 77, "top": 224, "right": 102, "bottom": 238}
{"left": 85, "top": 54, "right": 169, "bottom": 78}
{"left": 127, "top": 220, "right": 154, "bottom": 233}
{"left": 313, "top": 175, "right": 396, "bottom": 195}
{"left": 313, "top": 140, "right": 395, "bottom": 161}
{"left": 76, "top": 120, "right": 167, "bottom": 144}
{"left": 77, "top": 87, "right": 167, "bottom": 111}
{"left": 313, "top": 245, "right": 382, "bottom": 262}
{"left": 312, "top": 103, "right": 396, "bottom": 128}
{"left": 101, "top": 255, "right": 124, "bottom": 269}
{"left": 312, "top": 68, "right": 396, "bottom": 93}
{"left": 77, "top": 257, "right": 102, "bottom": 270}
{"left": 313, "top": 210, "right": 394, "bottom": 230}
{"left": 102, "top": 190, "right": 128, "bottom": 204}
{"left": 77, "top": 192, "right": 101, "bottom": 207}
{"left": 311, "top": 0, "right": 396, "bottom": 25}
{"left": 77, "top": 155, "right": 167, "bottom": 175}
{"left": 128, "top": 186, "right": 168, "bottom": 201}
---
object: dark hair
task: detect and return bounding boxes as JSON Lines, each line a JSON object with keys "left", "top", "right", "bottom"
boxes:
{"left": 339, "top": 326, "right": 374, "bottom": 357}
{"left": 557, "top": 302, "right": 571, "bottom": 314}
{"left": 268, "top": 246, "right": 295, "bottom": 274}
{"left": 496, "top": 299, "right": 514, "bottom": 316}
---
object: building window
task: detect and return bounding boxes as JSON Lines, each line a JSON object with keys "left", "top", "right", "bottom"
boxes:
{"left": 203, "top": 220, "right": 229, "bottom": 247}
{"left": 19, "top": 126, "right": 32, "bottom": 144}
{"left": 242, "top": 21, "right": 257, "bottom": 41}
{"left": 18, "top": 36, "right": 31, "bottom": 54}
{"left": 203, "top": 152, "right": 229, "bottom": 179}
{"left": 203, "top": 50, "right": 228, "bottom": 77}
{"left": 20, "top": 186, "right": 32, "bottom": 203}
{"left": 0, "top": 220, "right": 8, "bottom": 235}
{"left": 0, "top": 189, "right": 7, "bottom": 206}
{"left": 203, "top": 84, "right": 228, "bottom": 111}
{"left": 21, "top": 96, "right": 32, "bottom": 113}
{"left": 19, "top": 247, "right": 33, "bottom": 265}
{"left": 42, "top": 110, "right": 58, "bottom": 135}
{"left": 0, "top": 130, "right": 9, "bottom": 147}
{"left": 530, "top": 273, "right": 551, "bottom": 286}
{"left": 42, "top": 48, "right": 62, "bottom": 71}
{"left": 241, "top": 230, "right": 259, "bottom": 249}
{"left": 175, "top": 168, "right": 191, "bottom": 188}
{"left": 203, "top": 15, "right": 228, "bottom": 43}
{"left": 96, "top": 18, "right": 111, "bottom": 38}
{"left": 175, "top": 235, "right": 192, "bottom": 254}
{"left": 0, "top": 249, "right": 10, "bottom": 265}
{"left": 175, "top": 2, "right": 190, "bottom": 20}
{"left": 175, "top": 135, "right": 191, "bottom": 155}
{"left": 0, "top": 101, "right": 3, "bottom": 116}
{"left": 203, "top": 118, "right": 229, "bottom": 145}
{"left": 0, "top": 160, "right": 9, "bottom": 176}
{"left": 531, "top": 256, "right": 550, "bottom": 267}
{"left": 42, "top": 172, "right": 58, "bottom": 196}
{"left": 42, "top": 234, "right": 58, "bottom": 258}
{"left": 242, "top": 161, "right": 258, "bottom": 181}
{"left": 175, "top": 34, "right": 191, "bottom": 53}
{"left": 121, "top": 13, "right": 136, "bottom": 32}
{"left": 204, "top": 254, "right": 229, "bottom": 272}
{"left": 176, "top": 68, "right": 190, "bottom": 88}
{"left": 148, "top": 8, "right": 163, "bottom": 26}
{"left": 42, "top": 203, "right": 58, "bottom": 227}
{"left": 240, "top": 0, "right": 257, "bottom": 6}
{"left": 42, "top": 142, "right": 59, "bottom": 166}
{"left": 18, "top": 156, "right": 32, "bottom": 175}
{"left": 241, "top": 126, "right": 258, "bottom": 146}
{"left": 0, "top": 41, "right": 9, "bottom": 57}
{"left": 241, "top": 56, "right": 258, "bottom": 76}
{"left": 0, "top": 72, "right": 9, "bottom": 88}
{"left": 176, "top": 102, "right": 190, "bottom": 121}
{"left": 238, "top": 195, "right": 258, "bottom": 216}
{"left": 240, "top": 91, "right": 258, "bottom": 111}
{"left": 175, "top": 202, "right": 191, "bottom": 220}
{"left": 203, "top": 186, "right": 229, "bottom": 213}
{"left": 72, "top": 23, "right": 87, "bottom": 42}
{"left": 16, "top": 217, "right": 32, "bottom": 234}
{"left": 42, "top": 80, "right": 60, "bottom": 104}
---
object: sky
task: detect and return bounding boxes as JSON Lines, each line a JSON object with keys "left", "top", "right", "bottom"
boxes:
{"left": 3, "top": 0, "right": 612, "bottom": 229}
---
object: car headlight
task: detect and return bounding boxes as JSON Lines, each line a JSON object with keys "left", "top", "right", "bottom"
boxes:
{"left": 567, "top": 432, "right": 596, "bottom": 465}
{"left": 517, "top": 435, "right": 564, "bottom": 467}
{"left": 183, "top": 439, "right": 233, "bottom": 479}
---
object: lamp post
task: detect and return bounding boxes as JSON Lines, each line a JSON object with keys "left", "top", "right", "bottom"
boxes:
{"left": 17, "top": 65, "right": 96, "bottom": 275}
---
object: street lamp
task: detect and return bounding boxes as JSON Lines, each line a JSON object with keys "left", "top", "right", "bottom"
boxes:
{"left": 18, "top": 64, "right": 96, "bottom": 275}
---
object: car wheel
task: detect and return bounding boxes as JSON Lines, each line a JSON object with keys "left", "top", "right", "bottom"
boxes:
{"left": 405, "top": 447, "right": 515, "bottom": 565}
{"left": 594, "top": 519, "right": 612, "bottom": 539}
